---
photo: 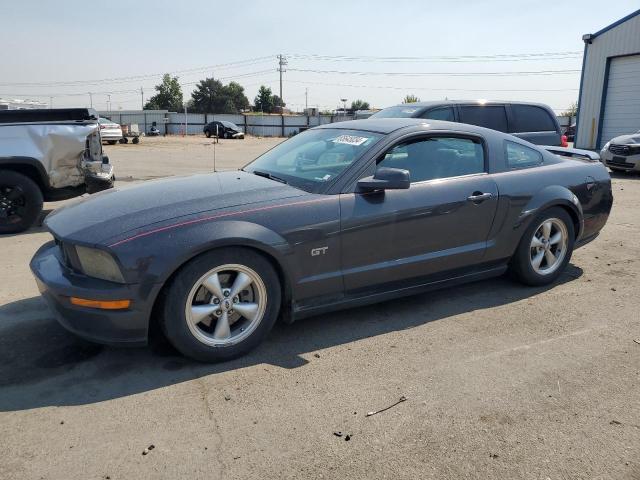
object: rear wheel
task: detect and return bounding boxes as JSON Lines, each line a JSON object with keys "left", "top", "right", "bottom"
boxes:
{"left": 107, "top": 140, "right": 117, "bottom": 145}
{"left": 0, "top": 170, "right": 43, "bottom": 234}
{"left": 510, "top": 207, "right": 575, "bottom": 286}
{"left": 161, "top": 248, "right": 281, "bottom": 362}
{"left": 205, "top": 130, "right": 211, "bottom": 138}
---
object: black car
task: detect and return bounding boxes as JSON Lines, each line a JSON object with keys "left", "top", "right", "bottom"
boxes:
{"left": 203, "top": 120, "right": 244, "bottom": 139}
{"left": 31, "top": 119, "right": 612, "bottom": 362}
{"left": 371, "top": 100, "right": 567, "bottom": 147}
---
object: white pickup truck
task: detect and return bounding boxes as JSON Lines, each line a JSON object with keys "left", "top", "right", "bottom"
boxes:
{"left": 0, "top": 108, "right": 114, "bottom": 233}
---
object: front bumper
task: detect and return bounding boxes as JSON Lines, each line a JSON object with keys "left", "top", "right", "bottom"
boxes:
{"left": 600, "top": 150, "right": 640, "bottom": 172}
{"left": 30, "top": 241, "right": 155, "bottom": 346}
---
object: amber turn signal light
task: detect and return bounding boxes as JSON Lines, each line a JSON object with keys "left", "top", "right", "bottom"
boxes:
{"left": 69, "top": 297, "right": 131, "bottom": 310}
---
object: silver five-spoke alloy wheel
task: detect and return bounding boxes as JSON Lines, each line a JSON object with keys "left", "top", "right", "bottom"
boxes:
{"left": 185, "top": 264, "right": 267, "bottom": 347}
{"left": 529, "top": 218, "right": 568, "bottom": 275}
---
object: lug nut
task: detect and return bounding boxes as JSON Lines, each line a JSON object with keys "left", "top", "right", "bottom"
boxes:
{"left": 229, "top": 309, "right": 234, "bottom": 314}
{"left": 213, "top": 298, "right": 220, "bottom": 304}
{"left": 233, "top": 297, "right": 238, "bottom": 303}
{"left": 223, "top": 291, "right": 230, "bottom": 297}
{"left": 215, "top": 310, "right": 222, "bottom": 315}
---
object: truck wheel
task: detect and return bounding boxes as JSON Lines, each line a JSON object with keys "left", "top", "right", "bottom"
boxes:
{"left": 132, "top": 137, "right": 140, "bottom": 144}
{"left": 0, "top": 170, "right": 44, "bottom": 234}
{"left": 510, "top": 207, "right": 575, "bottom": 286}
{"left": 160, "top": 247, "right": 281, "bottom": 362}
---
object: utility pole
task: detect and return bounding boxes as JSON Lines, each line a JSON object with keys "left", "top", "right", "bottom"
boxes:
{"left": 107, "top": 94, "right": 111, "bottom": 112}
{"left": 140, "top": 86, "right": 144, "bottom": 110}
{"left": 88, "top": 92, "right": 93, "bottom": 108}
{"left": 277, "top": 54, "right": 287, "bottom": 107}
{"left": 305, "top": 88, "right": 308, "bottom": 112}
{"left": 341, "top": 98, "right": 347, "bottom": 116}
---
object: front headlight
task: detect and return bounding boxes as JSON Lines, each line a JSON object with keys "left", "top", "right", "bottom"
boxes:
{"left": 75, "top": 245, "right": 125, "bottom": 283}
{"left": 602, "top": 141, "right": 610, "bottom": 152}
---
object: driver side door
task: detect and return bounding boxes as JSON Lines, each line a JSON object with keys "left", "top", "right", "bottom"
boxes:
{"left": 339, "top": 134, "right": 499, "bottom": 294}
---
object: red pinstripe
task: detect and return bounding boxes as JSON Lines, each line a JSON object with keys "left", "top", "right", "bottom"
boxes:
{"left": 108, "top": 196, "right": 335, "bottom": 248}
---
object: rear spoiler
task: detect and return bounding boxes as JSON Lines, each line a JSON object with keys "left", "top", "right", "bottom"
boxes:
{"left": 542, "top": 145, "right": 600, "bottom": 162}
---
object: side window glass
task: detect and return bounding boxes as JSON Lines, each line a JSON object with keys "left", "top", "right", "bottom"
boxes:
{"left": 460, "top": 106, "right": 508, "bottom": 132}
{"left": 505, "top": 141, "right": 543, "bottom": 168}
{"left": 511, "top": 105, "right": 557, "bottom": 132}
{"left": 421, "top": 107, "right": 455, "bottom": 122}
{"left": 378, "top": 137, "right": 485, "bottom": 183}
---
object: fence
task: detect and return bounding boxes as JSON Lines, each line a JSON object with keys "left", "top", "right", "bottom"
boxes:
{"left": 98, "top": 110, "right": 575, "bottom": 137}
{"left": 97, "top": 109, "right": 356, "bottom": 137}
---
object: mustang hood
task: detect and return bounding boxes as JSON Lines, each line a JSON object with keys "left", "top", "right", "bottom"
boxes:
{"left": 45, "top": 171, "right": 307, "bottom": 244}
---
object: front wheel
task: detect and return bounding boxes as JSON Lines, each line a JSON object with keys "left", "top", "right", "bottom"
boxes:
{"left": 205, "top": 130, "right": 211, "bottom": 138}
{"left": 510, "top": 207, "right": 575, "bottom": 286}
{"left": 0, "top": 171, "right": 43, "bottom": 234}
{"left": 160, "top": 248, "right": 281, "bottom": 362}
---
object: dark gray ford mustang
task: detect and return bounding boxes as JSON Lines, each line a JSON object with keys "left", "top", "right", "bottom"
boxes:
{"left": 31, "top": 118, "right": 612, "bottom": 362}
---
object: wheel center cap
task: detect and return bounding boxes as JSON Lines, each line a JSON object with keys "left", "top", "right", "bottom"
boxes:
{"left": 222, "top": 299, "right": 232, "bottom": 311}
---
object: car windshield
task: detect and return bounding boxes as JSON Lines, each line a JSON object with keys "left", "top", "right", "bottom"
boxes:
{"left": 221, "top": 121, "right": 240, "bottom": 130}
{"left": 370, "top": 105, "right": 422, "bottom": 118}
{"left": 99, "top": 118, "right": 115, "bottom": 124}
{"left": 244, "top": 128, "right": 383, "bottom": 192}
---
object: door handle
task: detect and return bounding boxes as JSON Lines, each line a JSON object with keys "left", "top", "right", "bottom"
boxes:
{"left": 467, "top": 192, "right": 493, "bottom": 203}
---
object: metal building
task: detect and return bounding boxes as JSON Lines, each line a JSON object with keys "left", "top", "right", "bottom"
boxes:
{"left": 576, "top": 9, "right": 640, "bottom": 150}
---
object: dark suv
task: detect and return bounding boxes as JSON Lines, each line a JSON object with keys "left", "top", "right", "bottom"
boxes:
{"left": 370, "top": 100, "right": 566, "bottom": 147}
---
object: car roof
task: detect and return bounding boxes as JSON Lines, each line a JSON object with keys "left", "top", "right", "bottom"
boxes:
{"left": 381, "top": 100, "right": 554, "bottom": 110}
{"left": 315, "top": 117, "right": 494, "bottom": 135}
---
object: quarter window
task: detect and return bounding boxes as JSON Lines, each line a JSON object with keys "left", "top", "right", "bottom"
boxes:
{"left": 511, "top": 105, "right": 557, "bottom": 132}
{"left": 421, "top": 107, "right": 455, "bottom": 122}
{"left": 459, "top": 105, "right": 508, "bottom": 132}
{"left": 505, "top": 141, "right": 543, "bottom": 168}
{"left": 378, "top": 136, "right": 485, "bottom": 183}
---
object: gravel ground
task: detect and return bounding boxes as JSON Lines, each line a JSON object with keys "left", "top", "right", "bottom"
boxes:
{"left": 0, "top": 136, "right": 638, "bottom": 480}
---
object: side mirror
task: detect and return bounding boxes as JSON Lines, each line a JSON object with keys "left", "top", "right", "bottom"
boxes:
{"left": 357, "top": 167, "right": 410, "bottom": 191}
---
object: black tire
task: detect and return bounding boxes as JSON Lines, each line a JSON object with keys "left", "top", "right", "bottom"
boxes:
{"left": 205, "top": 130, "right": 211, "bottom": 138}
{"left": 510, "top": 207, "right": 575, "bottom": 286}
{"left": 0, "top": 170, "right": 44, "bottom": 234}
{"left": 132, "top": 136, "right": 140, "bottom": 144}
{"left": 107, "top": 140, "right": 118, "bottom": 145}
{"left": 160, "top": 247, "right": 281, "bottom": 362}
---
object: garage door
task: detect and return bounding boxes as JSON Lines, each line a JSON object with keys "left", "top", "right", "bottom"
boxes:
{"left": 600, "top": 54, "right": 640, "bottom": 147}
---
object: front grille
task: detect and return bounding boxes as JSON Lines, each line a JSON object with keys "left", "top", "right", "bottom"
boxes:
{"left": 609, "top": 144, "right": 640, "bottom": 156}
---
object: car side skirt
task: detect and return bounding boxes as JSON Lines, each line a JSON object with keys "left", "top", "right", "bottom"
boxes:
{"left": 291, "top": 263, "right": 508, "bottom": 321}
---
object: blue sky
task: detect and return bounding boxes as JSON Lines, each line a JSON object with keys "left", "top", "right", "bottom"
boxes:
{"left": 1, "top": 0, "right": 638, "bottom": 112}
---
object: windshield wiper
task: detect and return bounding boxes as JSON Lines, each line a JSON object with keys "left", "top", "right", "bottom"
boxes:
{"left": 251, "top": 169, "right": 288, "bottom": 184}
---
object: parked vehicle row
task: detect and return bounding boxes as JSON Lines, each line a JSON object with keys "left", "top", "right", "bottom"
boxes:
{"left": 31, "top": 118, "right": 612, "bottom": 362}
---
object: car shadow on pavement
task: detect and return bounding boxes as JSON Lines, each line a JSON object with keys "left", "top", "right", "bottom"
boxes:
{"left": 0, "top": 265, "right": 582, "bottom": 412}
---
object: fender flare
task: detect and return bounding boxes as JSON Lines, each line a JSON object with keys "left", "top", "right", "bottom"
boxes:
{"left": 135, "top": 219, "right": 294, "bottom": 310}
{"left": 516, "top": 185, "right": 584, "bottom": 240}
{"left": 0, "top": 156, "right": 50, "bottom": 190}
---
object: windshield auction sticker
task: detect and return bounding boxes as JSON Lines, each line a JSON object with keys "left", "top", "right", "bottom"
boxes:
{"left": 333, "top": 135, "right": 369, "bottom": 146}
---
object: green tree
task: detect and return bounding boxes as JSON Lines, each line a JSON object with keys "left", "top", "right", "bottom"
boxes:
{"left": 351, "top": 99, "right": 370, "bottom": 111}
{"left": 273, "top": 95, "right": 285, "bottom": 108}
{"left": 403, "top": 94, "right": 420, "bottom": 104}
{"left": 560, "top": 101, "right": 578, "bottom": 118}
{"left": 254, "top": 85, "right": 275, "bottom": 113}
{"left": 144, "top": 74, "right": 183, "bottom": 111}
{"left": 190, "top": 78, "right": 250, "bottom": 114}
{"left": 224, "top": 81, "right": 250, "bottom": 112}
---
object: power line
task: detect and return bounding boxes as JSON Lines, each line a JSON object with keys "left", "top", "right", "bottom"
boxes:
{"left": 286, "top": 79, "right": 579, "bottom": 92}
{"left": 287, "top": 52, "right": 582, "bottom": 63}
{"left": 0, "top": 56, "right": 275, "bottom": 87}
{"left": 288, "top": 68, "right": 581, "bottom": 77}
